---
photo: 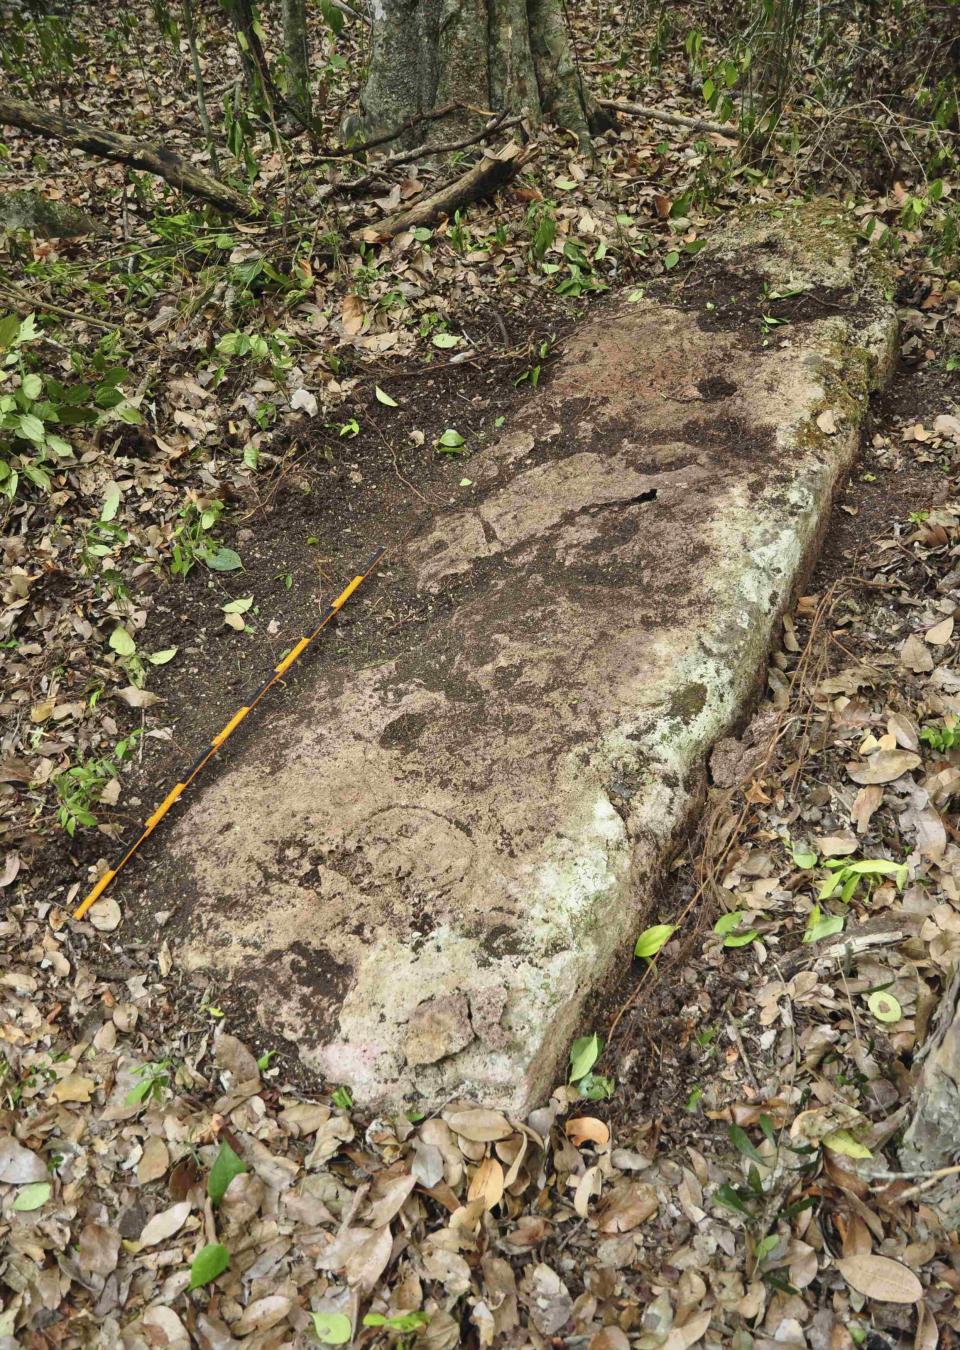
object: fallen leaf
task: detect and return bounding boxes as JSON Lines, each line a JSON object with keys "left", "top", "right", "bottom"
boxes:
{"left": 900, "top": 634, "right": 934, "bottom": 673}
{"left": 565, "top": 1116, "right": 610, "bottom": 1148}
{"left": 444, "top": 1107, "right": 512, "bottom": 1142}
{"left": 0, "top": 1137, "right": 46, "bottom": 1185}
{"left": 139, "top": 1200, "right": 191, "bottom": 1248}
{"left": 467, "top": 1157, "right": 504, "bottom": 1211}
{"left": 926, "top": 616, "right": 954, "bottom": 646}
{"left": 836, "top": 1254, "right": 922, "bottom": 1304}
{"left": 51, "top": 1074, "right": 95, "bottom": 1103}
{"left": 846, "top": 750, "right": 921, "bottom": 785}
{"left": 88, "top": 897, "right": 122, "bottom": 932}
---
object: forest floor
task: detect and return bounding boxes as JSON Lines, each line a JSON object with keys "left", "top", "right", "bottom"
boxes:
{"left": 2, "top": 1, "right": 960, "bottom": 1347}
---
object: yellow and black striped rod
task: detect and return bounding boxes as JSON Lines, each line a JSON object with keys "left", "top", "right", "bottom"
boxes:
{"left": 74, "top": 546, "right": 386, "bottom": 921}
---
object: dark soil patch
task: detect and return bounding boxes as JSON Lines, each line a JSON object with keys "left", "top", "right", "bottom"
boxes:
{"left": 651, "top": 260, "right": 860, "bottom": 348}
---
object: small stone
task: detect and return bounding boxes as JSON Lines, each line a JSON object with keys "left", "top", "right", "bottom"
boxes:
{"left": 404, "top": 994, "right": 474, "bottom": 1066}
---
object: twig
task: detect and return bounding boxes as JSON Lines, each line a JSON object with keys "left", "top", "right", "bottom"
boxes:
{"left": 318, "top": 102, "right": 470, "bottom": 162}
{"left": 0, "top": 279, "right": 116, "bottom": 332}
{"left": 600, "top": 98, "right": 735, "bottom": 137}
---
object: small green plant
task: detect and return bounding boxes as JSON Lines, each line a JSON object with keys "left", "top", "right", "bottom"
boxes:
{"left": 568, "top": 1033, "right": 615, "bottom": 1100}
{"left": 818, "top": 856, "right": 908, "bottom": 904}
{"left": 124, "top": 1059, "right": 174, "bottom": 1107}
{"left": 0, "top": 313, "right": 140, "bottom": 501}
{"left": 515, "top": 337, "right": 554, "bottom": 389}
{"left": 921, "top": 719, "right": 960, "bottom": 752}
{"left": 54, "top": 732, "right": 140, "bottom": 836}
{"left": 170, "top": 499, "right": 241, "bottom": 577}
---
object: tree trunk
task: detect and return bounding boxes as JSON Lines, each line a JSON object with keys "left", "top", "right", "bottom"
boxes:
{"left": 280, "top": 0, "right": 312, "bottom": 123}
{"left": 899, "top": 963, "right": 960, "bottom": 1224}
{"left": 356, "top": 0, "right": 597, "bottom": 149}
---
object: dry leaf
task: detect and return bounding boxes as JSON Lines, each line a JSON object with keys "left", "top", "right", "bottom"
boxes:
{"left": 0, "top": 1136, "right": 47, "bottom": 1184}
{"left": 900, "top": 634, "right": 934, "bottom": 672}
{"left": 596, "top": 1180, "right": 658, "bottom": 1232}
{"left": 89, "top": 896, "right": 122, "bottom": 932}
{"left": 835, "top": 1254, "right": 922, "bottom": 1304}
{"left": 846, "top": 750, "right": 921, "bottom": 785}
{"left": 467, "top": 1157, "right": 504, "bottom": 1211}
{"left": 51, "top": 1073, "right": 95, "bottom": 1103}
{"left": 445, "top": 1107, "right": 512, "bottom": 1142}
{"left": 138, "top": 1135, "right": 170, "bottom": 1184}
{"left": 565, "top": 1116, "right": 610, "bottom": 1148}
{"left": 925, "top": 615, "right": 954, "bottom": 645}
{"left": 138, "top": 1200, "right": 191, "bottom": 1248}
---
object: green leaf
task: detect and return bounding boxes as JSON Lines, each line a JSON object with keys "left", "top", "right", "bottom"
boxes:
{"left": 208, "top": 1141, "right": 247, "bottom": 1205}
{"left": 101, "top": 482, "right": 121, "bottom": 522}
{"left": 17, "top": 412, "right": 45, "bottom": 443}
{"left": 0, "top": 314, "right": 21, "bottom": 349}
{"left": 803, "top": 909, "right": 845, "bottom": 944}
{"left": 148, "top": 647, "right": 178, "bottom": 665}
{"left": 188, "top": 1242, "right": 230, "bottom": 1289}
{"left": 823, "top": 1129, "right": 872, "bottom": 1159}
{"left": 714, "top": 910, "right": 743, "bottom": 936}
{"left": 569, "top": 1033, "right": 601, "bottom": 1082}
{"left": 13, "top": 1181, "right": 51, "bottom": 1211}
{"left": 310, "top": 1311, "right": 353, "bottom": 1344}
{"left": 431, "top": 332, "right": 459, "bottom": 349}
{"left": 222, "top": 596, "right": 254, "bottom": 614}
{"left": 791, "top": 846, "right": 817, "bottom": 869}
{"left": 867, "top": 990, "right": 902, "bottom": 1023}
{"left": 715, "top": 1183, "right": 750, "bottom": 1216}
{"left": 724, "top": 929, "right": 759, "bottom": 948}
{"left": 109, "top": 626, "right": 136, "bottom": 657}
{"left": 634, "top": 923, "right": 675, "bottom": 959}
{"left": 728, "top": 1123, "right": 765, "bottom": 1165}
{"left": 436, "top": 428, "right": 467, "bottom": 454}
{"left": 21, "top": 373, "right": 42, "bottom": 400}
{"left": 205, "top": 547, "right": 243, "bottom": 572}
{"left": 664, "top": 251, "right": 680, "bottom": 270}
{"left": 374, "top": 386, "right": 398, "bottom": 407}
{"left": 754, "top": 1233, "right": 779, "bottom": 1262}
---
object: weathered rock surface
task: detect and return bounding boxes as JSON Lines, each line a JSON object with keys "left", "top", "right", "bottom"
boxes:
{"left": 0, "top": 188, "right": 99, "bottom": 237}
{"left": 133, "top": 202, "right": 897, "bottom": 1111}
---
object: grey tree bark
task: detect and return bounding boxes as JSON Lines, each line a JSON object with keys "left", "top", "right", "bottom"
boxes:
{"left": 356, "top": 0, "right": 599, "bottom": 149}
{"left": 280, "top": 0, "right": 312, "bottom": 122}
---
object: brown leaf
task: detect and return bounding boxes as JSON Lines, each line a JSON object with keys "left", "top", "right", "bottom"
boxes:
{"left": 467, "top": 1157, "right": 504, "bottom": 1211}
{"left": 596, "top": 1180, "right": 658, "bottom": 1232}
{"left": 846, "top": 750, "right": 921, "bottom": 785}
{"left": 138, "top": 1200, "right": 191, "bottom": 1248}
{"left": 78, "top": 1222, "right": 121, "bottom": 1278}
{"left": 444, "top": 1107, "right": 512, "bottom": 1142}
{"left": 900, "top": 634, "right": 934, "bottom": 673}
{"left": 0, "top": 1136, "right": 47, "bottom": 1184}
{"left": 926, "top": 616, "right": 954, "bottom": 646}
{"left": 138, "top": 1135, "right": 170, "bottom": 1185}
{"left": 835, "top": 1254, "right": 922, "bottom": 1304}
{"left": 565, "top": 1116, "right": 610, "bottom": 1148}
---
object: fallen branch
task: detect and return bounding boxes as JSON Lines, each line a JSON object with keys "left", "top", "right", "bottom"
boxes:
{"left": 350, "top": 142, "right": 536, "bottom": 246}
{"left": 600, "top": 98, "right": 734, "bottom": 137}
{"left": 333, "top": 113, "right": 523, "bottom": 196}
{"left": 0, "top": 277, "right": 116, "bottom": 332}
{"left": 0, "top": 95, "right": 259, "bottom": 218}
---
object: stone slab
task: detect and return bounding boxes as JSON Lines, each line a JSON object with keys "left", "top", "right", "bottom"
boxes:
{"left": 131, "top": 202, "right": 897, "bottom": 1111}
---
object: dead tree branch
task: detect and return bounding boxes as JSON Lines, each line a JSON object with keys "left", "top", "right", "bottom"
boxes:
{"left": 0, "top": 95, "right": 258, "bottom": 218}
{"left": 351, "top": 142, "right": 536, "bottom": 246}
{"left": 599, "top": 98, "right": 734, "bottom": 137}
